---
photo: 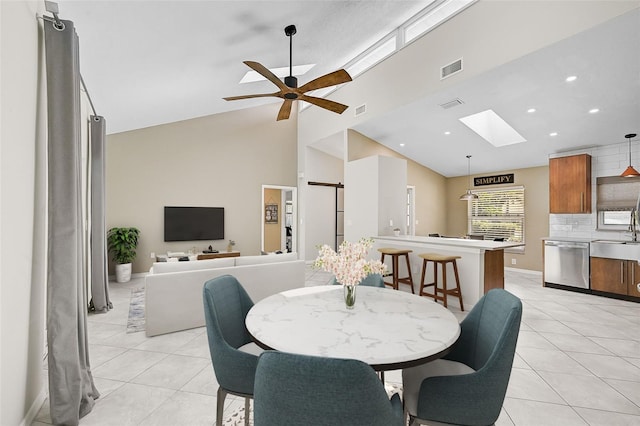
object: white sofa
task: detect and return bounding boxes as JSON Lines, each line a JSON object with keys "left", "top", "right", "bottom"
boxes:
{"left": 144, "top": 252, "right": 305, "bottom": 336}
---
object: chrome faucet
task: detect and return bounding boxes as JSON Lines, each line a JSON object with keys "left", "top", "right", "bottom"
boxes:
{"left": 630, "top": 207, "right": 638, "bottom": 242}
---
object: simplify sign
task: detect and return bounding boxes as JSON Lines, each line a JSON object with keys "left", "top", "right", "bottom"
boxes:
{"left": 474, "top": 173, "right": 514, "bottom": 186}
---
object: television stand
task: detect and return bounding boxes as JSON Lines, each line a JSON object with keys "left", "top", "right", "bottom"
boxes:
{"left": 196, "top": 251, "right": 240, "bottom": 260}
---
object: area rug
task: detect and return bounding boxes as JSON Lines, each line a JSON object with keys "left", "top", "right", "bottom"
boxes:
{"left": 126, "top": 287, "right": 145, "bottom": 333}
{"left": 222, "top": 382, "right": 403, "bottom": 425}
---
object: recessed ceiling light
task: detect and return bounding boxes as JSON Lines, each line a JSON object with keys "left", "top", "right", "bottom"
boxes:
{"left": 566, "top": 75, "right": 577, "bottom": 82}
{"left": 240, "top": 64, "right": 315, "bottom": 84}
{"left": 589, "top": 108, "right": 600, "bottom": 114}
{"left": 549, "top": 132, "right": 558, "bottom": 137}
{"left": 399, "top": 143, "right": 405, "bottom": 147}
{"left": 527, "top": 108, "right": 536, "bottom": 113}
{"left": 444, "top": 131, "right": 451, "bottom": 135}
{"left": 458, "top": 109, "right": 526, "bottom": 147}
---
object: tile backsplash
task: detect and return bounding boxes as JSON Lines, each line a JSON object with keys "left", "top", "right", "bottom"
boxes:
{"left": 548, "top": 140, "right": 639, "bottom": 241}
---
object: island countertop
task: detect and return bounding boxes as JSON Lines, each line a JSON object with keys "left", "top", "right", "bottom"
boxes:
{"left": 370, "top": 235, "right": 521, "bottom": 308}
{"left": 374, "top": 235, "right": 524, "bottom": 251}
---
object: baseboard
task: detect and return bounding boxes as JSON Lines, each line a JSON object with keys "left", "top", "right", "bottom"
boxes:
{"left": 20, "top": 388, "right": 46, "bottom": 426}
{"left": 505, "top": 267, "right": 542, "bottom": 276}
{"left": 108, "top": 272, "right": 147, "bottom": 281}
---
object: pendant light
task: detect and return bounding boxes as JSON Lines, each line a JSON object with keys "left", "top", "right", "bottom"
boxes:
{"left": 459, "top": 155, "right": 479, "bottom": 201}
{"left": 620, "top": 133, "right": 639, "bottom": 178}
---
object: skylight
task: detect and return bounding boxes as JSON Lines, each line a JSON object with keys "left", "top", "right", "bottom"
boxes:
{"left": 240, "top": 64, "right": 315, "bottom": 84}
{"left": 459, "top": 109, "right": 526, "bottom": 147}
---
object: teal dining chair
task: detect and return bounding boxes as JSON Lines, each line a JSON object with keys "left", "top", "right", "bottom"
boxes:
{"left": 330, "top": 273, "right": 385, "bottom": 287}
{"left": 253, "top": 351, "right": 404, "bottom": 426}
{"left": 402, "top": 288, "right": 522, "bottom": 426}
{"left": 202, "top": 274, "right": 262, "bottom": 426}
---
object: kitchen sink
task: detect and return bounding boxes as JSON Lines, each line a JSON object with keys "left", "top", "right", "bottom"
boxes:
{"left": 592, "top": 239, "right": 640, "bottom": 245}
{"left": 591, "top": 240, "right": 640, "bottom": 260}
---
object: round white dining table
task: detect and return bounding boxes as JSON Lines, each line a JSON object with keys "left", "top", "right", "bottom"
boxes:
{"left": 245, "top": 285, "right": 461, "bottom": 371}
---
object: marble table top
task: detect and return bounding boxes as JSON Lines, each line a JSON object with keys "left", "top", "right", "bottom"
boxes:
{"left": 245, "top": 286, "right": 461, "bottom": 370}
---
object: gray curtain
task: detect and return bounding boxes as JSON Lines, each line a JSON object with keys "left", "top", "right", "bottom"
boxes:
{"left": 90, "top": 116, "right": 111, "bottom": 313}
{"left": 44, "top": 18, "right": 99, "bottom": 425}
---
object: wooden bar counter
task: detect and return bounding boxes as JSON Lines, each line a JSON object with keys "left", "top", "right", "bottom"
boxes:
{"left": 372, "top": 236, "right": 523, "bottom": 308}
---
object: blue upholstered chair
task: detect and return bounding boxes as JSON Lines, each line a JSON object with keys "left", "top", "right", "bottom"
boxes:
{"left": 330, "top": 273, "right": 385, "bottom": 287}
{"left": 202, "top": 274, "right": 262, "bottom": 426}
{"left": 402, "top": 288, "right": 522, "bottom": 426}
{"left": 254, "top": 351, "right": 404, "bottom": 426}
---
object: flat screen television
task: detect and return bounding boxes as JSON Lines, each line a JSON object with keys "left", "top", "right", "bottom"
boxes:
{"left": 164, "top": 206, "right": 224, "bottom": 242}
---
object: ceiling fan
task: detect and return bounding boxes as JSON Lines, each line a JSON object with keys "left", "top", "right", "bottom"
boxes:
{"left": 224, "top": 24, "right": 352, "bottom": 121}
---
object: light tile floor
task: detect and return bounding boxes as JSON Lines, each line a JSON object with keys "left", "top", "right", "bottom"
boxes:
{"left": 33, "top": 267, "right": 640, "bottom": 425}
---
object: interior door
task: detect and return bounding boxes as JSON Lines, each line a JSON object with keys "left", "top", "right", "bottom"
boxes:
{"left": 261, "top": 185, "right": 296, "bottom": 254}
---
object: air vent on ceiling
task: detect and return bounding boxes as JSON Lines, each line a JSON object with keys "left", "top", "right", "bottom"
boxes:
{"left": 355, "top": 103, "right": 367, "bottom": 117}
{"left": 441, "top": 58, "right": 463, "bottom": 80}
{"left": 439, "top": 98, "right": 464, "bottom": 109}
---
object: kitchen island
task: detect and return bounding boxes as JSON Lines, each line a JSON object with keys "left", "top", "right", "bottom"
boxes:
{"left": 372, "top": 235, "right": 524, "bottom": 308}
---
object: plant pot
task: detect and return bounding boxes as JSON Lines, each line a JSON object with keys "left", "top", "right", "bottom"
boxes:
{"left": 393, "top": 230, "right": 400, "bottom": 236}
{"left": 115, "top": 263, "right": 132, "bottom": 283}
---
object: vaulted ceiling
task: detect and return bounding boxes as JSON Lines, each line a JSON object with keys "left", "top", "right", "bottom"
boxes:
{"left": 58, "top": 1, "right": 640, "bottom": 177}
{"left": 58, "top": 0, "right": 431, "bottom": 134}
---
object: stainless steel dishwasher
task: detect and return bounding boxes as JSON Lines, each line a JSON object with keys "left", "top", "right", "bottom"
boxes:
{"left": 544, "top": 240, "right": 590, "bottom": 290}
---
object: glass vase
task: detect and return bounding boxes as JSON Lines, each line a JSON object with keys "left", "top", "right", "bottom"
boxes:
{"left": 344, "top": 284, "right": 357, "bottom": 309}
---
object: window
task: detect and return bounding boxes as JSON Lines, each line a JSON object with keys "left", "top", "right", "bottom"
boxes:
{"left": 468, "top": 186, "right": 524, "bottom": 249}
{"left": 406, "top": 186, "right": 415, "bottom": 236}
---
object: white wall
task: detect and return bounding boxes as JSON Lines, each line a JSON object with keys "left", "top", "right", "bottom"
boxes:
{"left": 344, "top": 155, "right": 407, "bottom": 241}
{"left": 377, "top": 156, "right": 407, "bottom": 236}
{"left": 344, "top": 156, "right": 379, "bottom": 241}
{"left": 1, "top": 1, "right": 47, "bottom": 424}
{"left": 303, "top": 146, "right": 344, "bottom": 259}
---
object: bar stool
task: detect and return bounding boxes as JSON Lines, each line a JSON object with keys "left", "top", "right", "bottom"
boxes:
{"left": 377, "top": 248, "right": 414, "bottom": 293}
{"left": 418, "top": 253, "right": 464, "bottom": 311}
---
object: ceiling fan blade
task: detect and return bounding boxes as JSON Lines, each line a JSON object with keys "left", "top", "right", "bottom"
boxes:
{"left": 298, "top": 69, "right": 352, "bottom": 93}
{"left": 277, "top": 99, "right": 293, "bottom": 121}
{"left": 300, "top": 95, "right": 349, "bottom": 114}
{"left": 244, "top": 61, "right": 288, "bottom": 91}
{"left": 223, "top": 92, "right": 280, "bottom": 101}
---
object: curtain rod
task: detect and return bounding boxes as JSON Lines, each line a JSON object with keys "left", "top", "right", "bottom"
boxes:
{"left": 42, "top": 1, "right": 99, "bottom": 118}
{"left": 80, "top": 76, "right": 98, "bottom": 117}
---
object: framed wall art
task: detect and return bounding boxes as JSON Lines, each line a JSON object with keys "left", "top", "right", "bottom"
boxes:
{"left": 265, "top": 204, "right": 278, "bottom": 224}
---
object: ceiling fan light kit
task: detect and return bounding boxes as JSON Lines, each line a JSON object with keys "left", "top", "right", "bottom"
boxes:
{"left": 224, "top": 24, "right": 352, "bottom": 121}
{"left": 620, "top": 133, "right": 640, "bottom": 178}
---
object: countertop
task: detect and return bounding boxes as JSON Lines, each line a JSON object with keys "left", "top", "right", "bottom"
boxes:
{"left": 374, "top": 235, "right": 525, "bottom": 251}
{"left": 542, "top": 237, "right": 594, "bottom": 243}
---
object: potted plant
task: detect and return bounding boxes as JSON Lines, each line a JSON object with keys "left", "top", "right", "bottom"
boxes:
{"left": 107, "top": 227, "right": 140, "bottom": 283}
{"left": 313, "top": 238, "right": 386, "bottom": 309}
{"left": 393, "top": 227, "right": 401, "bottom": 236}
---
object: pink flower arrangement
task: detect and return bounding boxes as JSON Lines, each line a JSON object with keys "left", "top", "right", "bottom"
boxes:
{"left": 313, "top": 238, "right": 387, "bottom": 287}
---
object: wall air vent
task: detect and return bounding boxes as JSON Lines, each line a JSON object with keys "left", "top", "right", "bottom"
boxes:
{"left": 439, "top": 98, "right": 464, "bottom": 109}
{"left": 355, "top": 103, "right": 367, "bottom": 117}
{"left": 441, "top": 58, "right": 463, "bottom": 80}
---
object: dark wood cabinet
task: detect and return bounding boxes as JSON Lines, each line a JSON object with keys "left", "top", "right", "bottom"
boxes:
{"left": 549, "top": 154, "right": 591, "bottom": 213}
{"left": 628, "top": 260, "right": 640, "bottom": 297}
{"left": 591, "top": 257, "right": 639, "bottom": 297}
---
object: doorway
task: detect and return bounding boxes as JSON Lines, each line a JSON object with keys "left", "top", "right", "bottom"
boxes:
{"left": 261, "top": 185, "right": 297, "bottom": 253}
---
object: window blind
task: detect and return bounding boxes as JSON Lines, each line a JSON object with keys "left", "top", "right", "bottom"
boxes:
{"left": 468, "top": 186, "right": 525, "bottom": 243}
